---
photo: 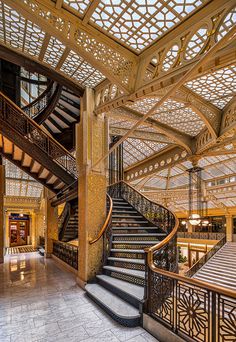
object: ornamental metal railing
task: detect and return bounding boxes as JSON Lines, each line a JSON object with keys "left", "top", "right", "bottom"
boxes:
{"left": 0, "top": 92, "right": 77, "bottom": 179}
{"left": 22, "top": 81, "right": 61, "bottom": 121}
{"left": 52, "top": 240, "right": 78, "bottom": 270}
{"left": 178, "top": 231, "right": 225, "bottom": 240}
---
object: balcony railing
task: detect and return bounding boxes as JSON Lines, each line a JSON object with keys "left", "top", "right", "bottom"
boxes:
{"left": 178, "top": 231, "right": 225, "bottom": 240}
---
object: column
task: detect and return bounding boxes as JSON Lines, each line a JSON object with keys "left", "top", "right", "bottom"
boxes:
{"left": 225, "top": 214, "right": 233, "bottom": 242}
{"left": 77, "top": 88, "right": 107, "bottom": 288}
{"left": 31, "top": 210, "right": 37, "bottom": 248}
{"left": 44, "top": 189, "right": 58, "bottom": 257}
{"left": 0, "top": 158, "right": 5, "bottom": 263}
{"left": 5, "top": 212, "right": 10, "bottom": 248}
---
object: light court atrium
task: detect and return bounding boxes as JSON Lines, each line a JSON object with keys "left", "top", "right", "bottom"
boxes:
{"left": 0, "top": 0, "right": 235, "bottom": 341}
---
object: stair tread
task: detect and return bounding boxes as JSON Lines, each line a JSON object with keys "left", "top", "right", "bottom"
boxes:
{"left": 112, "top": 227, "right": 157, "bottom": 230}
{"left": 111, "top": 249, "right": 145, "bottom": 253}
{"left": 112, "top": 241, "right": 159, "bottom": 244}
{"left": 112, "top": 233, "right": 165, "bottom": 237}
{"left": 97, "top": 275, "right": 144, "bottom": 301}
{"left": 108, "top": 257, "right": 145, "bottom": 264}
{"left": 85, "top": 284, "right": 140, "bottom": 319}
{"left": 104, "top": 266, "right": 145, "bottom": 279}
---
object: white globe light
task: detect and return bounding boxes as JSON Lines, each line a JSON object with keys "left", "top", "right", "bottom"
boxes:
{"left": 189, "top": 213, "right": 201, "bottom": 225}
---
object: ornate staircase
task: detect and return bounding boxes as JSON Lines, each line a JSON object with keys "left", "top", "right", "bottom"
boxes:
{"left": 0, "top": 91, "right": 77, "bottom": 193}
{"left": 23, "top": 82, "right": 80, "bottom": 150}
{"left": 58, "top": 201, "right": 78, "bottom": 242}
{"left": 85, "top": 183, "right": 171, "bottom": 327}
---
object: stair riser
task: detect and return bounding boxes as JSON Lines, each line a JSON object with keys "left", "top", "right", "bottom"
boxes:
{"left": 112, "top": 229, "right": 158, "bottom": 234}
{"left": 112, "top": 243, "right": 153, "bottom": 250}
{"left": 104, "top": 269, "right": 145, "bottom": 287}
{"left": 111, "top": 252, "right": 145, "bottom": 259}
{"left": 108, "top": 260, "right": 145, "bottom": 271}
{"left": 112, "top": 223, "right": 150, "bottom": 227}
{"left": 113, "top": 236, "right": 159, "bottom": 242}
{"left": 97, "top": 277, "right": 140, "bottom": 309}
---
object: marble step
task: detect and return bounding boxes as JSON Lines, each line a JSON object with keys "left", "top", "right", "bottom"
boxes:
{"left": 97, "top": 274, "right": 144, "bottom": 308}
{"left": 112, "top": 226, "right": 158, "bottom": 230}
{"left": 194, "top": 274, "right": 236, "bottom": 290}
{"left": 103, "top": 265, "right": 145, "bottom": 286}
{"left": 113, "top": 235, "right": 161, "bottom": 242}
{"left": 112, "top": 220, "right": 149, "bottom": 225}
{"left": 85, "top": 283, "right": 140, "bottom": 327}
{"left": 196, "top": 268, "right": 236, "bottom": 281}
{"left": 112, "top": 215, "right": 144, "bottom": 219}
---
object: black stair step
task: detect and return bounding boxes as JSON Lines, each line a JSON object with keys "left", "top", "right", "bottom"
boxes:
{"left": 111, "top": 249, "right": 145, "bottom": 259}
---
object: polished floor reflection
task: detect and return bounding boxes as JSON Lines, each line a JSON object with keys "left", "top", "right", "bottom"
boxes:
{"left": 0, "top": 253, "right": 158, "bottom": 342}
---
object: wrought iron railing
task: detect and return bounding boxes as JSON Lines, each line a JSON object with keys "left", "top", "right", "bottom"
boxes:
{"left": 0, "top": 92, "right": 77, "bottom": 179}
{"left": 22, "top": 81, "right": 61, "bottom": 121}
{"left": 52, "top": 240, "right": 78, "bottom": 270}
{"left": 39, "top": 236, "right": 45, "bottom": 247}
{"left": 178, "top": 231, "right": 225, "bottom": 240}
{"left": 185, "top": 235, "right": 226, "bottom": 278}
{"left": 58, "top": 202, "right": 70, "bottom": 241}
{"left": 144, "top": 267, "right": 236, "bottom": 342}
{"left": 89, "top": 194, "right": 113, "bottom": 266}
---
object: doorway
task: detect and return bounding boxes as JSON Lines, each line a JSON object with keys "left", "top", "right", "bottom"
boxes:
{"left": 9, "top": 216, "right": 29, "bottom": 247}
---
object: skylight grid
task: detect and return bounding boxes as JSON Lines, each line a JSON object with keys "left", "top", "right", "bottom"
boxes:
{"left": 91, "top": 0, "right": 205, "bottom": 52}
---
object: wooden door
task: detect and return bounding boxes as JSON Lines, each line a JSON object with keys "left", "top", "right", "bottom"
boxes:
{"left": 10, "top": 220, "right": 28, "bottom": 246}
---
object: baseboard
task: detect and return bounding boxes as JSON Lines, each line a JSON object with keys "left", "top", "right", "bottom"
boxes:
{"left": 51, "top": 254, "right": 77, "bottom": 275}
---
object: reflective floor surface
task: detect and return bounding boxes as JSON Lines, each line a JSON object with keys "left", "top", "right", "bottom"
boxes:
{"left": 0, "top": 252, "right": 158, "bottom": 342}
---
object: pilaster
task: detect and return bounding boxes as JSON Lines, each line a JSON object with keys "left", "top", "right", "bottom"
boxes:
{"left": 0, "top": 159, "right": 5, "bottom": 263}
{"left": 44, "top": 189, "right": 58, "bottom": 257}
{"left": 225, "top": 214, "right": 233, "bottom": 242}
{"left": 77, "top": 88, "right": 107, "bottom": 287}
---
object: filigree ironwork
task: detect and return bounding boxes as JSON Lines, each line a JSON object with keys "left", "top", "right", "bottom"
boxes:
{"left": 0, "top": 92, "right": 77, "bottom": 179}
{"left": 52, "top": 240, "right": 78, "bottom": 270}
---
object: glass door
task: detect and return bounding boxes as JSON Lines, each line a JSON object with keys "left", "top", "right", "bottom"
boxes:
{"left": 9, "top": 220, "right": 28, "bottom": 246}
{"left": 10, "top": 221, "right": 18, "bottom": 246}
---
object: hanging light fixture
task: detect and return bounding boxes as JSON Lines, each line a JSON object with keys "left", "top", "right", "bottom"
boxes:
{"left": 187, "top": 165, "right": 207, "bottom": 226}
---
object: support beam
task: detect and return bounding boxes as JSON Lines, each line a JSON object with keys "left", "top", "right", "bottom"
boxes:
{"left": 109, "top": 126, "right": 172, "bottom": 144}
{"left": 125, "top": 146, "right": 188, "bottom": 182}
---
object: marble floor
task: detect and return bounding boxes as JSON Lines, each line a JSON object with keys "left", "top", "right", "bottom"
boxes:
{"left": 0, "top": 252, "right": 158, "bottom": 342}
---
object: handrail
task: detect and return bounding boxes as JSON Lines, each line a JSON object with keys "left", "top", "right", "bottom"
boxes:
{"left": 89, "top": 194, "right": 113, "bottom": 244}
{"left": 0, "top": 91, "right": 77, "bottom": 179}
{"left": 185, "top": 235, "right": 226, "bottom": 278}
{"left": 22, "top": 81, "right": 63, "bottom": 124}
{"left": 22, "top": 81, "right": 54, "bottom": 112}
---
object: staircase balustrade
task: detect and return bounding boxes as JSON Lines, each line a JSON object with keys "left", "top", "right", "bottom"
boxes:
{"left": 185, "top": 235, "right": 227, "bottom": 278}
{"left": 52, "top": 240, "right": 78, "bottom": 270}
{"left": 22, "top": 81, "right": 62, "bottom": 122}
{"left": 58, "top": 202, "right": 71, "bottom": 241}
{"left": 0, "top": 92, "right": 77, "bottom": 178}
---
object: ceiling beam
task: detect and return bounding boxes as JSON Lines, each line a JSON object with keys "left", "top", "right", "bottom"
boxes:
{"left": 82, "top": 0, "right": 100, "bottom": 24}
{"left": 109, "top": 126, "right": 172, "bottom": 144}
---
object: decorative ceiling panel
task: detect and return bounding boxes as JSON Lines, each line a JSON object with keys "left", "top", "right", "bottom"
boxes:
{"left": 60, "top": 51, "right": 106, "bottom": 87}
{"left": 63, "top": 0, "right": 91, "bottom": 15}
{"left": 91, "top": 0, "right": 206, "bottom": 52}
{"left": 185, "top": 65, "right": 236, "bottom": 109}
{"left": 127, "top": 97, "right": 205, "bottom": 136}
{"left": 123, "top": 138, "right": 168, "bottom": 167}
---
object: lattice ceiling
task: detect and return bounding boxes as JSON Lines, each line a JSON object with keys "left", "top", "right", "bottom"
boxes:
{"left": 0, "top": 1, "right": 106, "bottom": 88}
{"left": 123, "top": 138, "right": 168, "bottom": 167}
{"left": 126, "top": 97, "right": 205, "bottom": 136}
{"left": 186, "top": 64, "right": 236, "bottom": 109}
{"left": 4, "top": 160, "right": 43, "bottom": 198}
{"left": 90, "top": 0, "right": 206, "bottom": 52}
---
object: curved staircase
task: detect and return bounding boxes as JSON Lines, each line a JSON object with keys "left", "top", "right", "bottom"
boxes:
{"left": 86, "top": 185, "right": 169, "bottom": 327}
